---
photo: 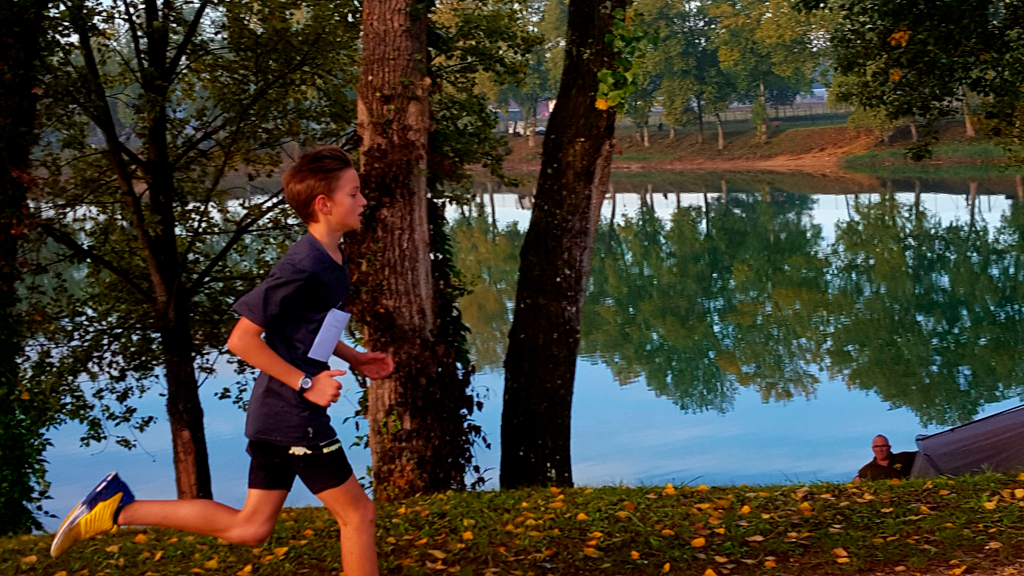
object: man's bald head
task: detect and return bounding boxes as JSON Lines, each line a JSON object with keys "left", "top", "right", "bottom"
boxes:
{"left": 871, "top": 435, "right": 892, "bottom": 461}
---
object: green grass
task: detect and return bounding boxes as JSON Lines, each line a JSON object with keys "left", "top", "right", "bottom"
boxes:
{"left": 844, "top": 144, "right": 1012, "bottom": 166}
{"left": 6, "top": 474, "right": 1024, "bottom": 575}
{"left": 844, "top": 163, "right": 1024, "bottom": 179}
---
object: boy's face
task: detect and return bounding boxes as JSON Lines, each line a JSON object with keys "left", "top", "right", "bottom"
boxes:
{"left": 318, "top": 168, "right": 365, "bottom": 233}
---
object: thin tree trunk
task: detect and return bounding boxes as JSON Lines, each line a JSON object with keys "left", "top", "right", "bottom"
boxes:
{"left": 758, "top": 81, "right": 768, "bottom": 144}
{"left": 909, "top": 121, "right": 918, "bottom": 142}
{"left": 528, "top": 110, "right": 537, "bottom": 148}
{"left": 720, "top": 178, "right": 728, "bottom": 198}
{"left": 715, "top": 113, "right": 725, "bottom": 150}
{"left": 669, "top": 125, "right": 675, "bottom": 140}
{"left": 696, "top": 98, "right": 704, "bottom": 145}
{"left": 501, "top": 0, "right": 624, "bottom": 489}
{"left": 963, "top": 92, "right": 976, "bottom": 138}
{"left": 0, "top": 0, "right": 51, "bottom": 533}
{"left": 1016, "top": 174, "right": 1023, "bottom": 202}
{"left": 353, "top": 0, "right": 470, "bottom": 500}
{"left": 642, "top": 125, "right": 649, "bottom": 148}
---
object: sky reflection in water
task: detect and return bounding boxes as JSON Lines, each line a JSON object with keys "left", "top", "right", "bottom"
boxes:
{"left": 41, "top": 174, "right": 1024, "bottom": 531}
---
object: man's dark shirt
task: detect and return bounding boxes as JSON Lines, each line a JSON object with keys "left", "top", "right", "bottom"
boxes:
{"left": 233, "top": 233, "right": 350, "bottom": 445}
{"left": 858, "top": 451, "right": 917, "bottom": 481}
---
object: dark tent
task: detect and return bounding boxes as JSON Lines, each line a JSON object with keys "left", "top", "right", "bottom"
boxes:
{"left": 910, "top": 404, "right": 1024, "bottom": 478}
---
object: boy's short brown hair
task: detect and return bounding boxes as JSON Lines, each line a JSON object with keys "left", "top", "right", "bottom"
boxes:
{"left": 282, "top": 147, "right": 355, "bottom": 223}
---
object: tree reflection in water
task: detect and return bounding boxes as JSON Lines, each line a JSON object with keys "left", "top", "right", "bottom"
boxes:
{"left": 450, "top": 187, "right": 1024, "bottom": 427}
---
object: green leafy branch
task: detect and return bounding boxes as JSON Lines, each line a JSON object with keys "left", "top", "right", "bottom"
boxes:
{"left": 595, "top": 9, "right": 655, "bottom": 111}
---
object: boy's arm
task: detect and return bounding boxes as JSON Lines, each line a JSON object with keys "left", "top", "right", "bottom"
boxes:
{"left": 333, "top": 341, "right": 395, "bottom": 379}
{"left": 227, "top": 317, "right": 344, "bottom": 407}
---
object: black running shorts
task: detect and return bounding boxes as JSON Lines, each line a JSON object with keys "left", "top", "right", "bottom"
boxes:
{"left": 246, "top": 439, "right": 354, "bottom": 494}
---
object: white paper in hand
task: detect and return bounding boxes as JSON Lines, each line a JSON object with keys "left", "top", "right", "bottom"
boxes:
{"left": 307, "top": 308, "right": 351, "bottom": 362}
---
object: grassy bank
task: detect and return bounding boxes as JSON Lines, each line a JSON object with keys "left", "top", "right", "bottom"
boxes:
{"left": 6, "top": 473, "right": 1024, "bottom": 575}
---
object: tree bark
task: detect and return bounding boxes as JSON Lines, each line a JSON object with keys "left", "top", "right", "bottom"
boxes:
{"left": 1016, "top": 174, "right": 1023, "bottom": 202}
{"left": 715, "top": 113, "right": 725, "bottom": 150}
{"left": 963, "top": 92, "right": 976, "bottom": 138}
{"left": 500, "top": 0, "right": 624, "bottom": 489}
{"left": 642, "top": 125, "right": 650, "bottom": 148}
{"left": 696, "top": 97, "right": 704, "bottom": 145}
{"left": 909, "top": 121, "right": 918, "bottom": 142}
{"left": 758, "top": 81, "right": 768, "bottom": 144}
{"left": 669, "top": 125, "right": 675, "bottom": 140}
{"left": 353, "top": 0, "right": 472, "bottom": 500}
{"left": 0, "top": 0, "right": 51, "bottom": 534}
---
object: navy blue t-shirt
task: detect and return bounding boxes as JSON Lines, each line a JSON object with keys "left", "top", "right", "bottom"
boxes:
{"left": 232, "top": 233, "right": 351, "bottom": 445}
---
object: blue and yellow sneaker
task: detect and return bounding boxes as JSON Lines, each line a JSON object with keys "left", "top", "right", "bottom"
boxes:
{"left": 50, "top": 472, "right": 135, "bottom": 557}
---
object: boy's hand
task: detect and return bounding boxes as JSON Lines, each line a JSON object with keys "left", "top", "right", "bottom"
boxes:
{"left": 350, "top": 351, "right": 395, "bottom": 379}
{"left": 305, "top": 369, "right": 346, "bottom": 407}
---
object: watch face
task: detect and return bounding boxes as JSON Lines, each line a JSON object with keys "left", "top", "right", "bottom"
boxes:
{"left": 300, "top": 375, "right": 313, "bottom": 389}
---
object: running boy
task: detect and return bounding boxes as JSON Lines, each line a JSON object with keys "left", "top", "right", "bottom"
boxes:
{"left": 50, "top": 147, "right": 394, "bottom": 576}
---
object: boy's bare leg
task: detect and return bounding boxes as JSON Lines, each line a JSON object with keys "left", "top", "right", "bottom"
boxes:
{"left": 117, "top": 489, "right": 289, "bottom": 546}
{"left": 316, "top": 476, "right": 378, "bottom": 576}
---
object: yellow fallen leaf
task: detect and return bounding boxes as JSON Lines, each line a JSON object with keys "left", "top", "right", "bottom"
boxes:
{"left": 663, "top": 562, "right": 671, "bottom": 572}
{"left": 740, "top": 505, "right": 751, "bottom": 514}
{"left": 761, "top": 513, "right": 771, "bottom": 519}
{"left": 920, "top": 506, "right": 931, "bottom": 514}
{"left": 303, "top": 528, "right": 314, "bottom": 537}
{"left": 696, "top": 484, "right": 709, "bottom": 491}
{"left": 204, "top": 558, "right": 219, "bottom": 569}
{"left": 154, "top": 551, "right": 164, "bottom": 561}
{"left": 616, "top": 511, "right": 629, "bottom": 518}
{"left": 714, "top": 556, "right": 729, "bottom": 563}
{"left": 765, "top": 560, "right": 777, "bottom": 568}
{"left": 273, "top": 547, "right": 288, "bottom": 557}
{"left": 658, "top": 529, "right": 674, "bottom": 536}
{"left": 133, "top": 533, "right": 149, "bottom": 543}
{"left": 832, "top": 548, "right": 849, "bottom": 558}
{"left": 986, "top": 542, "right": 1003, "bottom": 549}
{"left": 190, "top": 569, "right": 204, "bottom": 574}
{"left": 55, "top": 572, "right": 69, "bottom": 576}
{"left": 260, "top": 555, "right": 275, "bottom": 563}
{"left": 714, "top": 528, "right": 726, "bottom": 535}
{"left": 746, "top": 535, "right": 765, "bottom": 542}
{"left": 631, "top": 551, "right": 641, "bottom": 560}
{"left": 576, "top": 513, "right": 590, "bottom": 521}
{"left": 428, "top": 550, "right": 447, "bottom": 559}
{"left": 462, "top": 531, "right": 473, "bottom": 541}
{"left": 582, "top": 547, "right": 599, "bottom": 557}
{"left": 895, "top": 566, "right": 907, "bottom": 572}
{"left": 983, "top": 502, "right": 997, "bottom": 510}
{"left": 590, "top": 531, "right": 603, "bottom": 538}
{"left": 549, "top": 502, "right": 564, "bottom": 508}
{"left": 798, "top": 502, "right": 812, "bottom": 512}
{"left": 872, "top": 538, "right": 884, "bottom": 544}
{"left": 950, "top": 566, "right": 967, "bottom": 575}
{"left": 415, "top": 538, "right": 429, "bottom": 545}
{"left": 1015, "top": 489, "right": 1024, "bottom": 499}
{"left": 19, "top": 555, "right": 37, "bottom": 564}
{"left": 236, "top": 565, "right": 253, "bottom": 576}
{"left": 836, "top": 557, "right": 851, "bottom": 564}
{"left": 550, "top": 487, "right": 562, "bottom": 495}
{"left": 882, "top": 508, "right": 894, "bottom": 513}
{"left": 691, "top": 537, "right": 706, "bottom": 547}
{"left": 105, "top": 545, "right": 121, "bottom": 553}
{"left": 940, "top": 490, "right": 951, "bottom": 495}
{"left": 707, "top": 516, "right": 722, "bottom": 525}
{"left": 704, "top": 569, "right": 717, "bottom": 576}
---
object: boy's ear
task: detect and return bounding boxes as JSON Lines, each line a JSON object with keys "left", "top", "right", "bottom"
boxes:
{"left": 312, "top": 194, "right": 331, "bottom": 219}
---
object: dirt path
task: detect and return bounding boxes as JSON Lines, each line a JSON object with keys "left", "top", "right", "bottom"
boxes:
{"left": 504, "top": 134, "right": 877, "bottom": 174}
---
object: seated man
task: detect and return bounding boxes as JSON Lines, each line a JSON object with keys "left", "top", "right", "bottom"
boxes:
{"left": 853, "top": 435, "right": 917, "bottom": 483}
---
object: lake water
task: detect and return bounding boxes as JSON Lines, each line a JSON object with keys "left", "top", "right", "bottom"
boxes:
{"left": 39, "top": 172, "right": 1024, "bottom": 532}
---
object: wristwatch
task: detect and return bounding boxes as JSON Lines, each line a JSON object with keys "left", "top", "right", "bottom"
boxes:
{"left": 297, "top": 373, "right": 313, "bottom": 395}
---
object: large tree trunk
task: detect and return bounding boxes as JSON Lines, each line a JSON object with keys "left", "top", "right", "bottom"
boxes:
{"left": 354, "top": 0, "right": 471, "bottom": 500}
{"left": 162, "top": 299, "right": 212, "bottom": 499}
{"left": 0, "top": 0, "right": 50, "bottom": 534}
{"left": 500, "top": 0, "right": 623, "bottom": 489}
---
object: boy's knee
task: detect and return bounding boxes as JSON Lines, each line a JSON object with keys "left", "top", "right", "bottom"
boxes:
{"left": 228, "top": 522, "right": 275, "bottom": 546}
{"left": 335, "top": 497, "right": 376, "bottom": 528}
